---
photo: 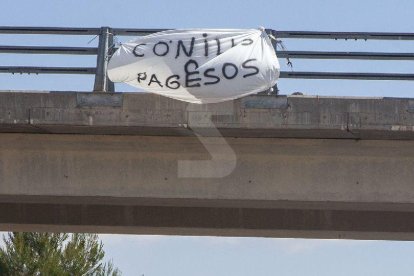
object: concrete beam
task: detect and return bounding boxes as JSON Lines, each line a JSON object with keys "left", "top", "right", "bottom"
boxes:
{"left": 1, "top": 91, "right": 414, "bottom": 139}
{"left": 1, "top": 133, "right": 414, "bottom": 240}
{"left": 2, "top": 92, "right": 414, "bottom": 239}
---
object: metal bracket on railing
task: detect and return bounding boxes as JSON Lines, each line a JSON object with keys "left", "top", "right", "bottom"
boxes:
{"left": 93, "top": 27, "right": 114, "bottom": 93}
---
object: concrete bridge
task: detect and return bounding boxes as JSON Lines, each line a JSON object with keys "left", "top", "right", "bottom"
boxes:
{"left": 1, "top": 91, "right": 414, "bottom": 240}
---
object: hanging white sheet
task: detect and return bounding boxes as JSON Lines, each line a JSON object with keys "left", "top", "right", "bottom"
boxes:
{"left": 108, "top": 28, "right": 280, "bottom": 103}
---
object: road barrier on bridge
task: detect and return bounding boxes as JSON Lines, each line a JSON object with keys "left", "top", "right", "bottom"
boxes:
{"left": 0, "top": 26, "right": 414, "bottom": 92}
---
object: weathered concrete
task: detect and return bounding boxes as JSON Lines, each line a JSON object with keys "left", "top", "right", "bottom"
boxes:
{"left": 2, "top": 91, "right": 414, "bottom": 239}
{"left": 1, "top": 91, "right": 414, "bottom": 139}
{"left": 1, "top": 133, "right": 414, "bottom": 239}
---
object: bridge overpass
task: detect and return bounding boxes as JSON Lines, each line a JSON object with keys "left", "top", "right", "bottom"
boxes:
{"left": 1, "top": 91, "right": 414, "bottom": 240}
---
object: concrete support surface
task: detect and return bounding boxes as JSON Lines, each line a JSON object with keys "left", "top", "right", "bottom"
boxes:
{"left": 1, "top": 133, "right": 414, "bottom": 240}
{"left": 2, "top": 91, "right": 414, "bottom": 239}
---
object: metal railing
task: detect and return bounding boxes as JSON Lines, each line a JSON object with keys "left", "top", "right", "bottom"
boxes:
{"left": 1, "top": 26, "right": 414, "bottom": 92}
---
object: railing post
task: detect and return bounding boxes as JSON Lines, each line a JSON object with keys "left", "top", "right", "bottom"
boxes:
{"left": 93, "top": 26, "right": 114, "bottom": 92}
{"left": 266, "top": 29, "right": 279, "bottom": 95}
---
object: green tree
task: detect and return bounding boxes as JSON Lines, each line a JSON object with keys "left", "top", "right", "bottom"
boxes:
{"left": 0, "top": 232, "right": 120, "bottom": 276}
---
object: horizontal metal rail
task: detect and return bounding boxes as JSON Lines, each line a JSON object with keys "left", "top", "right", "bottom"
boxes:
{"left": 0, "top": 26, "right": 101, "bottom": 35}
{"left": 112, "top": 28, "right": 168, "bottom": 36}
{"left": 3, "top": 66, "right": 412, "bottom": 81}
{"left": 271, "top": 30, "right": 414, "bottom": 40}
{"left": 3, "top": 46, "right": 413, "bottom": 61}
{"left": 0, "top": 26, "right": 167, "bottom": 36}
{"left": 0, "top": 66, "right": 96, "bottom": 74}
{"left": 280, "top": 71, "right": 414, "bottom": 81}
{"left": 277, "top": 51, "right": 414, "bottom": 60}
{"left": 3, "top": 26, "right": 414, "bottom": 41}
{"left": 0, "top": 45, "right": 98, "bottom": 55}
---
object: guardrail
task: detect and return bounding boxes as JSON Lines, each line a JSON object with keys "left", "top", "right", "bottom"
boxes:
{"left": 1, "top": 26, "right": 414, "bottom": 92}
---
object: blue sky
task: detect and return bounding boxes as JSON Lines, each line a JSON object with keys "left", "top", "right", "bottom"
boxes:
{"left": 98, "top": 235, "right": 414, "bottom": 276}
{"left": 1, "top": 0, "right": 414, "bottom": 275}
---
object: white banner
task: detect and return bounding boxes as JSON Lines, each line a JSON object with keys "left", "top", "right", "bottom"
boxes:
{"left": 108, "top": 28, "right": 280, "bottom": 104}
